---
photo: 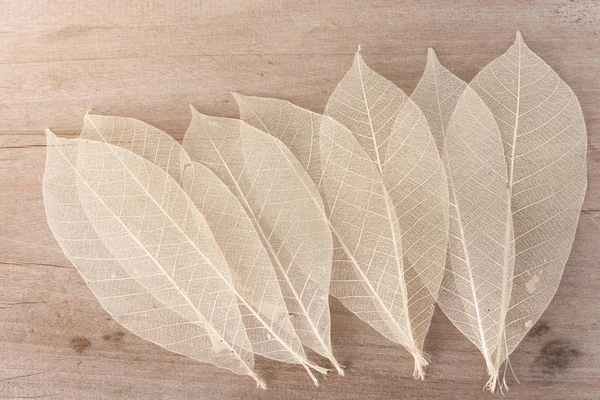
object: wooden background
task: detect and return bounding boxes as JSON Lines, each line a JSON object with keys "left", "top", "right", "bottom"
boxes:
{"left": 1, "top": 1, "right": 599, "bottom": 399}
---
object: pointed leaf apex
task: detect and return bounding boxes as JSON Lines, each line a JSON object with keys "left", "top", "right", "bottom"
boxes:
{"left": 189, "top": 105, "right": 205, "bottom": 122}
{"left": 44, "top": 128, "right": 59, "bottom": 147}
{"left": 425, "top": 48, "right": 443, "bottom": 72}
{"left": 233, "top": 91, "right": 251, "bottom": 106}
{"left": 427, "top": 48, "right": 439, "bottom": 64}
{"left": 231, "top": 92, "right": 247, "bottom": 115}
{"left": 354, "top": 45, "right": 364, "bottom": 65}
{"left": 83, "top": 111, "right": 99, "bottom": 124}
{"left": 45, "top": 128, "right": 56, "bottom": 139}
{"left": 515, "top": 31, "right": 524, "bottom": 44}
{"left": 231, "top": 91, "right": 244, "bottom": 102}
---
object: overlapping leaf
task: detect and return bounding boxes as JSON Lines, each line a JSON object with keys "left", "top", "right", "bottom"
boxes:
{"left": 411, "top": 33, "right": 586, "bottom": 391}
{"left": 183, "top": 110, "right": 341, "bottom": 374}
{"left": 235, "top": 65, "right": 449, "bottom": 377}
{"left": 471, "top": 32, "right": 587, "bottom": 379}
{"left": 412, "top": 50, "right": 515, "bottom": 391}
{"left": 325, "top": 51, "right": 449, "bottom": 360}
{"left": 78, "top": 114, "right": 328, "bottom": 384}
{"left": 43, "top": 131, "right": 264, "bottom": 387}
{"left": 41, "top": 33, "right": 587, "bottom": 390}
{"left": 440, "top": 87, "right": 514, "bottom": 392}
{"left": 411, "top": 48, "right": 468, "bottom": 152}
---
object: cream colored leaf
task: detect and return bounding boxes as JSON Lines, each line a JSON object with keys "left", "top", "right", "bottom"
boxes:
{"left": 412, "top": 50, "right": 514, "bottom": 391}
{"left": 182, "top": 161, "right": 328, "bottom": 382}
{"left": 325, "top": 48, "right": 408, "bottom": 165}
{"left": 324, "top": 51, "right": 449, "bottom": 372}
{"left": 183, "top": 110, "right": 341, "bottom": 375}
{"left": 413, "top": 35, "right": 587, "bottom": 391}
{"left": 438, "top": 86, "right": 515, "bottom": 392}
{"left": 43, "top": 130, "right": 264, "bottom": 387}
{"left": 80, "top": 114, "right": 192, "bottom": 184}
{"left": 411, "top": 48, "right": 468, "bottom": 153}
{"left": 235, "top": 93, "right": 432, "bottom": 378}
{"left": 471, "top": 32, "right": 587, "bottom": 377}
{"left": 78, "top": 114, "right": 328, "bottom": 383}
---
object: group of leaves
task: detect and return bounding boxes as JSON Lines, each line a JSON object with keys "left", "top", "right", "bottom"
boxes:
{"left": 43, "top": 32, "right": 586, "bottom": 392}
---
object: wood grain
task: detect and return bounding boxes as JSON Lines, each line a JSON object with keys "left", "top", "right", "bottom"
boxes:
{"left": 1, "top": 1, "right": 599, "bottom": 398}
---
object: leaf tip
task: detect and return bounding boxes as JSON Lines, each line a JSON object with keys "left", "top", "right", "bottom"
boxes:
{"left": 353, "top": 45, "right": 365, "bottom": 66}
{"left": 189, "top": 104, "right": 202, "bottom": 118}
{"left": 426, "top": 47, "right": 439, "bottom": 65}
{"left": 515, "top": 31, "right": 524, "bottom": 45}
{"left": 45, "top": 128, "right": 58, "bottom": 146}
{"left": 45, "top": 127, "right": 56, "bottom": 137}
{"left": 230, "top": 91, "right": 244, "bottom": 103}
{"left": 231, "top": 91, "right": 250, "bottom": 111}
{"left": 188, "top": 105, "right": 206, "bottom": 124}
{"left": 82, "top": 111, "right": 98, "bottom": 127}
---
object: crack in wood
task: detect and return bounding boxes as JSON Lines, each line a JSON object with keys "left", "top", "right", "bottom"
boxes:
{"left": 0, "top": 260, "right": 73, "bottom": 269}
{"left": 0, "top": 371, "right": 46, "bottom": 382}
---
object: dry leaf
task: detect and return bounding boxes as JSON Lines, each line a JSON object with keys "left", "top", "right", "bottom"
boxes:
{"left": 411, "top": 48, "right": 468, "bottom": 153}
{"left": 183, "top": 109, "right": 341, "bottom": 375}
{"left": 80, "top": 114, "right": 192, "bottom": 184}
{"left": 43, "top": 131, "right": 265, "bottom": 387}
{"left": 471, "top": 32, "right": 587, "bottom": 383}
{"left": 324, "top": 50, "right": 449, "bottom": 375}
{"left": 411, "top": 33, "right": 587, "bottom": 391}
{"left": 438, "top": 86, "right": 515, "bottom": 392}
{"left": 42, "top": 32, "right": 586, "bottom": 390}
{"left": 325, "top": 47, "right": 407, "bottom": 166}
{"left": 413, "top": 49, "right": 514, "bottom": 390}
{"left": 78, "top": 114, "right": 329, "bottom": 384}
{"left": 234, "top": 89, "right": 447, "bottom": 378}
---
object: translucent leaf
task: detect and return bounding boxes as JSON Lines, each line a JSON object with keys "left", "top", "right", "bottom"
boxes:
{"left": 413, "top": 53, "right": 515, "bottom": 391}
{"left": 43, "top": 130, "right": 264, "bottom": 387}
{"left": 324, "top": 51, "right": 449, "bottom": 375}
{"left": 234, "top": 91, "right": 442, "bottom": 378}
{"left": 325, "top": 48, "right": 408, "bottom": 165}
{"left": 411, "top": 48, "right": 468, "bottom": 153}
{"left": 439, "top": 87, "right": 515, "bottom": 392}
{"left": 183, "top": 109, "right": 341, "bottom": 375}
{"left": 471, "top": 32, "right": 587, "bottom": 385}
{"left": 78, "top": 114, "right": 328, "bottom": 384}
{"left": 80, "top": 114, "right": 192, "bottom": 184}
{"left": 411, "top": 34, "right": 586, "bottom": 391}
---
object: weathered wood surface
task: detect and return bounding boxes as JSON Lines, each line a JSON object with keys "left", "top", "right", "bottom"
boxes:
{"left": 1, "top": 1, "right": 599, "bottom": 398}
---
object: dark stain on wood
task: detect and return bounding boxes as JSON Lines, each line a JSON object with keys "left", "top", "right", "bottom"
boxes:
{"left": 70, "top": 337, "right": 91, "bottom": 353}
{"left": 528, "top": 320, "right": 550, "bottom": 338}
{"left": 102, "top": 331, "right": 125, "bottom": 342}
{"left": 533, "top": 340, "right": 580, "bottom": 379}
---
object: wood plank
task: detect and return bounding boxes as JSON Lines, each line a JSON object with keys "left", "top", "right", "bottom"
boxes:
{"left": 1, "top": 1, "right": 599, "bottom": 398}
